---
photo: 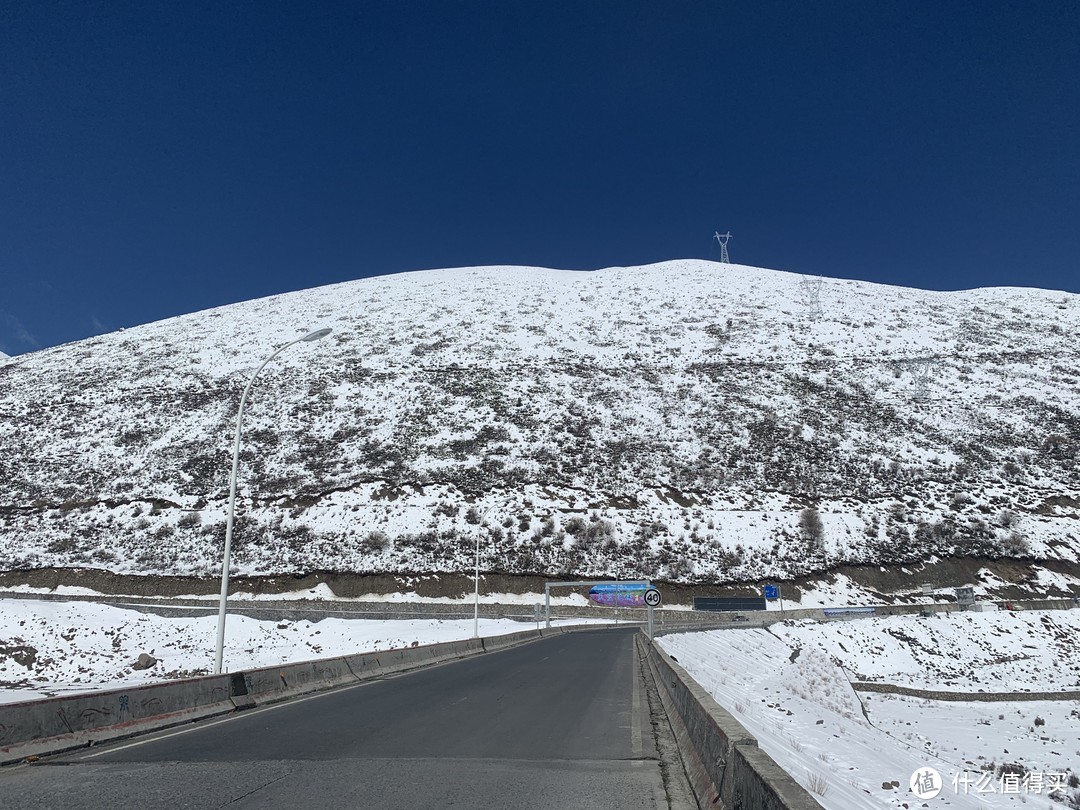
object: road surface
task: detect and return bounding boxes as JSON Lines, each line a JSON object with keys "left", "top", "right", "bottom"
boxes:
{"left": 0, "top": 627, "right": 689, "bottom": 809}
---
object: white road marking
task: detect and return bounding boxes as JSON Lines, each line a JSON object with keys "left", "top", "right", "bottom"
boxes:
{"left": 77, "top": 677, "right": 378, "bottom": 760}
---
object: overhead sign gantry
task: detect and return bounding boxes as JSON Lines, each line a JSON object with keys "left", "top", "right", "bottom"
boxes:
{"left": 544, "top": 580, "right": 662, "bottom": 639}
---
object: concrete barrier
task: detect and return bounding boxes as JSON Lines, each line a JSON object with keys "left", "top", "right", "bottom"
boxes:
{"left": 480, "top": 629, "right": 543, "bottom": 651}
{"left": 639, "top": 633, "right": 821, "bottom": 810}
{"left": 341, "top": 637, "right": 484, "bottom": 680}
{"left": 0, "top": 673, "right": 240, "bottom": 765}
{"left": 428, "top": 638, "right": 485, "bottom": 663}
{"left": 0, "top": 626, "right": 558, "bottom": 764}
{"left": 240, "top": 656, "right": 357, "bottom": 703}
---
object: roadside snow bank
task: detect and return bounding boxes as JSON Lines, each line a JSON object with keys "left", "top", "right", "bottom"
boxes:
{"left": 659, "top": 609, "right": 1080, "bottom": 809}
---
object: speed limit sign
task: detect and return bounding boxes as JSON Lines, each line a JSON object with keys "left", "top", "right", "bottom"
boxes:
{"left": 644, "top": 588, "right": 662, "bottom": 607}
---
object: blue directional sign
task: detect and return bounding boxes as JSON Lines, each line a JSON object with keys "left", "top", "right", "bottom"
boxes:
{"left": 764, "top": 584, "right": 780, "bottom": 600}
{"left": 588, "top": 583, "right": 652, "bottom": 607}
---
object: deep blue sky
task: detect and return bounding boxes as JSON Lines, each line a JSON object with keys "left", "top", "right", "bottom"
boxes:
{"left": 2, "top": 1, "right": 1077, "bottom": 354}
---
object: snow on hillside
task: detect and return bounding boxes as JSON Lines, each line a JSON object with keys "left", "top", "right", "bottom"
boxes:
{"left": 0, "top": 261, "right": 1077, "bottom": 586}
{"left": 661, "top": 609, "right": 1080, "bottom": 808}
{"left": 775, "top": 609, "right": 1080, "bottom": 693}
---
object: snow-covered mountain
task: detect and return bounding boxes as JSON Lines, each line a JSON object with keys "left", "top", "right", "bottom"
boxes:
{"left": 1, "top": 261, "right": 1077, "bottom": 588}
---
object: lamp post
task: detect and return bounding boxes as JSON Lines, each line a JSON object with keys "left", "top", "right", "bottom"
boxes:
{"left": 473, "top": 529, "right": 481, "bottom": 639}
{"left": 473, "top": 505, "right": 495, "bottom": 639}
{"left": 213, "top": 327, "right": 331, "bottom": 674}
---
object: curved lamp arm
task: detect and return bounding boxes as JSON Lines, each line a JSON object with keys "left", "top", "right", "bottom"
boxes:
{"left": 214, "top": 328, "right": 331, "bottom": 674}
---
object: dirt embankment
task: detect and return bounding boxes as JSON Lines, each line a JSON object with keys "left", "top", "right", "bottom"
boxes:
{"left": 0, "top": 557, "right": 1077, "bottom": 604}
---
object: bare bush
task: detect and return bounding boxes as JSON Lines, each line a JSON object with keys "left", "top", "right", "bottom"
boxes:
{"left": 798, "top": 508, "right": 824, "bottom": 546}
{"left": 999, "top": 532, "right": 1029, "bottom": 557}
{"left": 177, "top": 511, "right": 202, "bottom": 528}
{"left": 667, "top": 555, "right": 692, "bottom": 580}
{"left": 807, "top": 772, "right": 829, "bottom": 797}
{"left": 360, "top": 531, "right": 390, "bottom": 553}
{"left": 564, "top": 516, "right": 587, "bottom": 536}
{"left": 583, "top": 519, "right": 615, "bottom": 544}
{"left": 949, "top": 492, "right": 975, "bottom": 510}
{"left": 1042, "top": 433, "right": 1071, "bottom": 458}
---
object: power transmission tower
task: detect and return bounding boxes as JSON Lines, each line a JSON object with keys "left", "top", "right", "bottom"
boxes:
{"left": 895, "top": 357, "right": 934, "bottom": 401}
{"left": 714, "top": 231, "right": 732, "bottom": 263}
{"left": 799, "top": 275, "right": 824, "bottom": 320}
{"left": 911, "top": 358, "right": 933, "bottom": 402}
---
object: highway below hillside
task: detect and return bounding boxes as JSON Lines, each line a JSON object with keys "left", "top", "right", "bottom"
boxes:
{"left": 0, "top": 627, "right": 689, "bottom": 809}
{"left": 0, "top": 588, "right": 723, "bottom": 625}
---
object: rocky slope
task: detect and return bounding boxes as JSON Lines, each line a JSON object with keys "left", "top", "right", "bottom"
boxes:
{"left": 1, "top": 261, "right": 1077, "bottom": 589}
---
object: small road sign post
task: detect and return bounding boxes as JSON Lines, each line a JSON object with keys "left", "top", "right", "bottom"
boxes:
{"left": 764, "top": 584, "right": 783, "bottom": 612}
{"left": 644, "top": 588, "right": 661, "bottom": 638}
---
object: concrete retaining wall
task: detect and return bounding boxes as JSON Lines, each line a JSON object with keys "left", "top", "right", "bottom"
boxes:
{"left": 852, "top": 681, "right": 1080, "bottom": 702}
{"left": 4, "top": 590, "right": 1074, "bottom": 629}
{"left": 639, "top": 634, "right": 821, "bottom": 810}
{"left": 0, "top": 673, "right": 238, "bottom": 764}
{"left": 0, "top": 590, "right": 709, "bottom": 623}
{"left": 656, "top": 597, "right": 1080, "bottom": 634}
{"left": 0, "top": 628, "right": 549, "bottom": 765}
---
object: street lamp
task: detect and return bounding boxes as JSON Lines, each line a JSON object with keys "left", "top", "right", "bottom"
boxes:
{"left": 473, "top": 505, "right": 495, "bottom": 639}
{"left": 213, "top": 327, "right": 331, "bottom": 674}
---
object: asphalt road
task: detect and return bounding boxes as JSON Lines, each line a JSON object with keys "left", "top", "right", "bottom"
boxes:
{"left": 0, "top": 627, "right": 683, "bottom": 809}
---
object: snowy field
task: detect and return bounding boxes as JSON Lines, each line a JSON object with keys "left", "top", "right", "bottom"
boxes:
{"left": 660, "top": 609, "right": 1080, "bottom": 809}
{"left": 0, "top": 598, "right": 604, "bottom": 705}
{"left": 5, "top": 595, "right": 1080, "bottom": 807}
